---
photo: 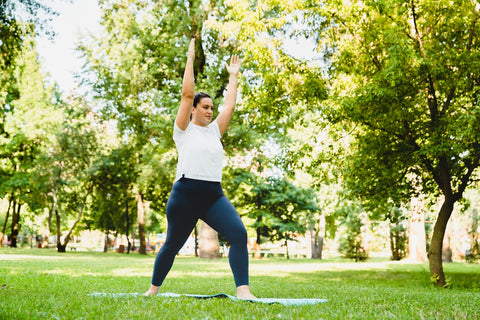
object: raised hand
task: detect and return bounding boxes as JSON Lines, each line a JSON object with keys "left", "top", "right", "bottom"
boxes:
{"left": 187, "top": 38, "right": 195, "bottom": 60}
{"left": 225, "top": 55, "right": 241, "bottom": 76}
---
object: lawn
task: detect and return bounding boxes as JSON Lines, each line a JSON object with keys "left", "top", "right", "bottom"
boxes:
{"left": 1, "top": 248, "right": 479, "bottom": 319}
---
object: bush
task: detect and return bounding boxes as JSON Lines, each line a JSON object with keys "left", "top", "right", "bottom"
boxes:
{"left": 338, "top": 211, "right": 369, "bottom": 261}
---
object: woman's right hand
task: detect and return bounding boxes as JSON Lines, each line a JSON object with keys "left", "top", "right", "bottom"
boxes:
{"left": 188, "top": 38, "right": 195, "bottom": 60}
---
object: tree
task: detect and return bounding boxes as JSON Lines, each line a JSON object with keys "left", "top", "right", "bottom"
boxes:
{"left": 262, "top": 177, "right": 318, "bottom": 259}
{"left": 336, "top": 199, "right": 370, "bottom": 261}
{"left": 0, "top": 0, "right": 65, "bottom": 248}
{"left": 284, "top": 118, "right": 343, "bottom": 260}
{"left": 0, "top": 0, "right": 61, "bottom": 74}
{"left": 198, "top": 220, "right": 221, "bottom": 259}
{"left": 226, "top": 169, "right": 317, "bottom": 259}
{"left": 0, "top": 31, "right": 59, "bottom": 247}
{"left": 36, "top": 99, "right": 99, "bottom": 252}
{"left": 310, "top": 0, "right": 480, "bottom": 286}
{"left": 89, "top": 145, "right": 137, "bottom": 253}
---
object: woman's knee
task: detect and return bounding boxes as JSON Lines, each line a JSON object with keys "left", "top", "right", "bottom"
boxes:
{"left": 158, "top": 240, "right": 184, "bottom": 257}
{"left": 228, "top": 225, "right": 248, "bottom": 245}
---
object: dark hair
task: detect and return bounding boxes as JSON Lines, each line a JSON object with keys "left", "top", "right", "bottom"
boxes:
{"left": 193, "top": 92, "right": 211, "bottom": 108}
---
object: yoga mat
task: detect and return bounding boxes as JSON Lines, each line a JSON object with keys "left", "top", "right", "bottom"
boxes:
{"left": 87, "top": 292, "right": 327, "bottom": 306}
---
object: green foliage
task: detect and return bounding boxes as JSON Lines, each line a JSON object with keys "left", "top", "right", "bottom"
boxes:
{"left": 89, "top": 145, "right": 137, "bottom": 235}
{"left": 0, "top": 31, "right": 66, "bottom": 246}
{"left": 337, "top": 201, "right": 369, "bottom": 262}
{"left": 0, "top": 20, "right": 22, "bottom": 127}
{"left": 226, "top": 169, "right": 318, "bottom": 248}
{"left": 388, "top": 207, "right": 408, "bottom": 261}
{"left": 311, "top": 0, "right": 480, "bottom": 199}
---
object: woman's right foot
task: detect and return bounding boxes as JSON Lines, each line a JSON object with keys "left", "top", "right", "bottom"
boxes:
{"left": 143, "top": 285, "right": 159, "bottom": 296}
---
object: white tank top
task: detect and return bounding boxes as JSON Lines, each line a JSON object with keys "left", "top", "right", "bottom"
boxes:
{"left": 173, "top": 120, "right": 224, "bottom": 182}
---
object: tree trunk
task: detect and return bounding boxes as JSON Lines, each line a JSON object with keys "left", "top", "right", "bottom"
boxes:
{"left": 442, "top": 220, "right": 453, "bottom": 262}
{"left": 0, "top": 197, "right": 12, "bottom": 248}
{"left": 198, "top": 221, "right": 220, "bottom": 259}
{"left": 311, "top": 216, "right": 325, "bottom": 259}
{"left": 48, "top": 204, "right": 53, "bottom": 236}
{"left": 194, "top": 225, "right": 198, "bottom": 257}
{"left": 60, "top": 193, "right": 89, "bottom": 251}
{"left": 55, "top": 207, "right": 66, "bottom": 252}
{"left": 429, "top": 196, "right": 455, "bottom": 287}
{"left": 311, "top": 236, "right": 323, "bottom": 259}
{"left": 53, "top": 187, "right": 66, "bottom": 252}
{"left": 254, "top": 227, "right": 262, "bottom": 259}
{"left": 43, "top": 205, "right": 53, "bottom": 247}
{"left": 126, "top": 234, "right": 131, "bottom": 254}
{"left": 125, "top": 199, "right": 131, "bottom": 254}
{"left": 136, "top": 192, "right": 147, "bottom": 255}
{"left": 285, "top": 239, "right": 290, "bottom": 260}
{"left": 389, "top": 219, "right": 407, "bottom": 261}
{"left": 10, "top": 200, "right": 20, "bottom": 248}
{"left": 104, "top": 232, "right": 109, "bottom": 252}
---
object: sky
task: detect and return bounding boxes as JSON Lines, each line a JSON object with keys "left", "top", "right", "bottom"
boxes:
{"left": 36, "top": 0, "right": 101, "bottom": 93}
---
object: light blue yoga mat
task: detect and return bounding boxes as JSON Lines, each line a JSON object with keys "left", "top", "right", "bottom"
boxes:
{"left": 87, "top": 292, "right": 327, "bottom": 306}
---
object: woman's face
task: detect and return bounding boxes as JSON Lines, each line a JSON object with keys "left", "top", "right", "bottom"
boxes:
{"left": 192, "top": 97, "right": 214, "bottom": 127}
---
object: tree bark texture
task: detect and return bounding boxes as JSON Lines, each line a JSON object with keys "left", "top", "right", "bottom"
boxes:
{"left": 310, "top": 216, "right": 325, "bottom": 259}
{"left": 10, "top": 200, "right": 20, "bottom": 248}
{"left": 428, "top": 197, "right": 454, "bottom": 286}
{"left": 442, "top": 220, "right": 453, "bottom": 263}
{"left": 254, "top": 227, "right": 262, "bottom": 259}
{"left": 198, "top": 221, "right": 220, "bottom": 259}
{"left": 55, "top": 207, "right": 65, "bottom": 252}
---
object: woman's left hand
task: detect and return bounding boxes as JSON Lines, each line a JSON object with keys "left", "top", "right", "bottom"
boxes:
{"left": 225, "top": 55, "right": 242, "bottom": 76}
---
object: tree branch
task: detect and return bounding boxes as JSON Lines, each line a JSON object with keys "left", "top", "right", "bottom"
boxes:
{"left": 454, "top": 153, "right": 480, "bottom": 202}
{"left": 360, "top": 119, "right": 444, "bottom": 191}
{"left": 399, "top": 119, "right": 445, "bottom": 192}
{"left": 410, "top": 0, "right": 439, "bottom": 124}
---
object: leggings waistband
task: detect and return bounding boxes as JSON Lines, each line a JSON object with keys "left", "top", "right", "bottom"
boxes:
{"left": 179, "top": 176, "right": 221, "bottom": 187}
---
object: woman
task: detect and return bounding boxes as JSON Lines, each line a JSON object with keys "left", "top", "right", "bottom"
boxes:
{"left": 144, "top": 38, "right": 256, "bottom": 300}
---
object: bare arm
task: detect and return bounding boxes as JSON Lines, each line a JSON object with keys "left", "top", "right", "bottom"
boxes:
{"left": 176, "top": 38, "right": 196, "bottom": 131}
{"left": 216, "top": 55, "right": 241, "bottom": 136}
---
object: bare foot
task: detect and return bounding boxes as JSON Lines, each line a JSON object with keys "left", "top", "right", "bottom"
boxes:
{"left": 143, "top": 284, "right": 159, "bottom": 297}
{"left": 236, "top": 285, "right": 257, "bottom": 300}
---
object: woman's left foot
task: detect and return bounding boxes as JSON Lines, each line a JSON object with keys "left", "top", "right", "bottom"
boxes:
{"left": 237, "top": 285, "right": 257, "bottom": 300}
{"left": 143, "top": 290, "right": 157, "bottom": 297}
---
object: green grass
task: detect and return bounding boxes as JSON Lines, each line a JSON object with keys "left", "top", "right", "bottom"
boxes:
{"left": 1, "top": 248, "right": 479, "bottom": 319}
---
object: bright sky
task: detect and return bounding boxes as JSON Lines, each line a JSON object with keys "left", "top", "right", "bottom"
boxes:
{"left": 36, "top": 0, "right": 101, "bottom": 93}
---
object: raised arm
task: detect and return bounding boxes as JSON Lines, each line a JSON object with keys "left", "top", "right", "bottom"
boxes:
{"left": 175, "top": 38, "right": 196, "bottom": 131}
{"left": 216, "top": 55, "right": 241, "bottom": 136}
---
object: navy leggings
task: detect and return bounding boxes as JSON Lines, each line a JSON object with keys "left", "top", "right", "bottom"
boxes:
{"left": 151, "top": 177, "right": 249, "bottom": 287}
